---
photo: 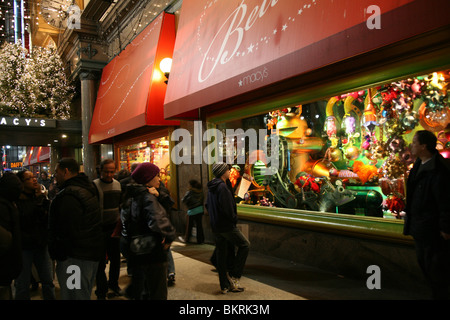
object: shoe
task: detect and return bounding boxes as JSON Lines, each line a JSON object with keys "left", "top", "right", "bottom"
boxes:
{"left": 167, "top": 273, "right": 175, "bottom": 287}
{"left": 221, "top": 287, "right": 229, "bottom": 294}
{"left": 177, "top": 236, "right": 187, "bottom": 243}
{"left": 108, "top": 284, "right": 123, "bottom": 296}
{"left": 227, "top": 273, "right": 244, "bottom": 292}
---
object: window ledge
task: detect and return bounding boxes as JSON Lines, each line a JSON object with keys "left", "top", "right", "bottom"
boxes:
{"left": 237, "top": 204, "right": 414, "bottom": 245}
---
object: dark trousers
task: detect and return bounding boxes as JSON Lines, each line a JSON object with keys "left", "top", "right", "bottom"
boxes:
{"left": 132, "top": 262, "right": 168, "bottom": 300}
{"left": 415, "top": 238, "right": 450, "bottom": 300}
{"left": 185, "top": 213, "right": 204, "bottom": 243}
{"left": 96, "top": 224, "right": 121, "bottom": 298}
{"left": 214, "top": 226, "right": 250, "bottom": 290}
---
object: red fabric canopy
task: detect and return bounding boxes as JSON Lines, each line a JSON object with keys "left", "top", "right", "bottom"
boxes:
{"left": 164, "top": 0, "right": 449, "bottom": 119}
{"left": 37, "top": 147, "right": 50, "bottom": 163}
{"left": 89, "top": 12, "right": 179, "bottom": 144}
{"left": 28, "top": 146, "right": 50, "bottom": 165}
{"left": 29, "top": 147, "right": 38, "bottom": 165}
{"left": 22, "top": 146, "right": 32, "bottom": 166}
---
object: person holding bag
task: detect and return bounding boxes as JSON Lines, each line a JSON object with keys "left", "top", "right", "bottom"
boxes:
{"left": 121, "top": 162, "right": 175, "bottom": 300}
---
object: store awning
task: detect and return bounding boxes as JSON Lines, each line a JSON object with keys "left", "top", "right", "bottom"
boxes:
{"left": 29, "top": 147, "right": 38, "bottom": 165}
{"left": 37, "top": 146, "right": 50, "bottom": 163}
{"left": 28, "top": 146, "right": 50, "bottom": 165}
{"left": 22, "top": 146, "right": 32, "bottom": 166}
{"left": 89, "top": 12, "right": 179, "bottom": 144}
{"left": 164, "top": 0, "right": 450, "bottom": 119}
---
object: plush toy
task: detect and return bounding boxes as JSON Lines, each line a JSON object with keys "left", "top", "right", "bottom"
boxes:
{"left": 352, "top": 160, "right": 379, "bottom": 185}
{"left": 384, "top": 195, "right": 405, "bottom": 219}
{"left": 229, "top": 165, "right": 241, "bottom": 188}
{"left": 294, "top": 172, "right": 321, "bottom": 193}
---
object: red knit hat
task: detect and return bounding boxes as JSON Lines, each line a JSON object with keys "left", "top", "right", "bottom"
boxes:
{"left": 131, "top": 162, "right": 160, "bottom": 184}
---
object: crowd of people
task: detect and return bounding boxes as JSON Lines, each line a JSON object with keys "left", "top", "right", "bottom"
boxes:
{"left": 0, "top": 156, "right": 251, "bottom": 300}
{"left": 1, "top": 130, "right": 450, "bottom": 300}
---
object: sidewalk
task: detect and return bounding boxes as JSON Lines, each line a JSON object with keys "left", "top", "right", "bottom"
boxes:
{"left": 29, "top": 240, "right": 430, "bottom": 300}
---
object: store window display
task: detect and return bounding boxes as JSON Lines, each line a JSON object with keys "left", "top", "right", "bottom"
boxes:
{"left": 216, "top": 70, "right": 450, "bottom": 219}
{"left": 119, "top": 137, "right": 171, "bottom": 187}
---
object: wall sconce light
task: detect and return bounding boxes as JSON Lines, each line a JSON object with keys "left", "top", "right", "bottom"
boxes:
{"left": 160, "top": 57, "right": 172, "bottom": 84}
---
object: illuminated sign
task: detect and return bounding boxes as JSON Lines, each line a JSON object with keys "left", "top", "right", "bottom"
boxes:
{"left": 10, "top": 162, "right": 23, "bottom": 168}
{"left": 0, "top": 117, "right": 56, "bottom": 128}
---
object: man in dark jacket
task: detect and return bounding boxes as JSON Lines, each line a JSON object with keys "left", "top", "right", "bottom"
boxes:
{"left": 0, "top": 172, "right": 23, "bottom": 300}
{"left": 206, "top": 163, "right": 250, "bottom": 294}
{"left": 48, "top": 158, "right": 104, "bottom": 300}
{"left": 404, "top": 130, "right": 450, "bottom": 299}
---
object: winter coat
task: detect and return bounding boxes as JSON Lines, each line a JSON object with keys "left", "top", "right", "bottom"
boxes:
{"left": 16, "top": 191, "right": 50, "bottom": 250}
{"left": 48, "top": 173, "right": 104, "bottom": 262}
{"left": 121, "top": 183, "right": 175, "bottom": 264}
{"left": 182, "top": 188, "right": 204, "bottom": 210}
{"left": 206, "top": 178, "right": 237, "bottom": 233}
{"left": 403, "top": 153, "right": 450, "bottom": 242}
{"left": 0, "top": 173, "right": 23, "bottom": 285}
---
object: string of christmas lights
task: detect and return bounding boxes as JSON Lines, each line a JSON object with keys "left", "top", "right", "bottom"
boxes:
{"left": 0, "top": 41, "right": 74, "bottom": 119}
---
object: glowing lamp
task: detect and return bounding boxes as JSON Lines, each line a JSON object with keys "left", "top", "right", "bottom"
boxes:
{"left": 159, "top": 58, "right": 172, "bottom": 84}
{"left": 160, "top": 58, "right": 172, "bottom": 73}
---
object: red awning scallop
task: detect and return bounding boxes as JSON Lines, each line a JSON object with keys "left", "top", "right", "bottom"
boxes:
{"left": 89, "top": 12, "right": 179, "bottom": 144}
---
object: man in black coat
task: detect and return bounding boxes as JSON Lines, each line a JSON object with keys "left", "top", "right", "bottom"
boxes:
{"left": 404, "top": 130, "right": 450, "bottom": 299}
{"left": 48, "top": 158, "right": 104, "bottom": 300}
{"left": 206, "top": 163, "right": 250, "bottom": 294}
{"left": 0, "top": 173, "right": 23, "bottom": 300}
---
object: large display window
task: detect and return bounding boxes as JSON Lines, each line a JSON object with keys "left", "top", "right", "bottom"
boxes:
{"left": 119, "top": 136, "right": 171, "bottom": 187}
{"left": 213, "top": 69, "right": 449, "bottom": 222}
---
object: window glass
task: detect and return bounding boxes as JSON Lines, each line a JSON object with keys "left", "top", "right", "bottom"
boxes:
{"left": 119, "top": 136, "right": 171, "bottom": 187}
{"left": 217, "top": 70, "right": 450, "bottom": 219}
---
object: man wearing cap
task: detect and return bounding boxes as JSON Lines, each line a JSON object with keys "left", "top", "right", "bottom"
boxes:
{"left": 206, "top": 163, "right": 250, "bottom": 294}
{"left": 121, "top": 162, "right": 175, "bottom": 299}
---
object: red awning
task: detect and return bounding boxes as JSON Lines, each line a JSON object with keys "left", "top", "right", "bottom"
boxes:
{"left": 29, "top": 146, "right": 39, "bottom": 165}
{"left": 22, "top": 146, "right": 32, "bottom": 166}
{"left": 89, "top": 12, "right": 179, "bottom": 144}
{"left": 164, "top": 0, "right": 449, "bottom": 119}
{"left": 37, "top": 146, "right": 50, "bottom": 163}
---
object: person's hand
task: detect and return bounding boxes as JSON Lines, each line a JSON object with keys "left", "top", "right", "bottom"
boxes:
{"left": 147, "top": 187, "right": 159, "bottom": 197}
{"left": 35, "top": 184, "right": 47, "bottom": 197}
{"left": 441, "top": 231, "right": 450, "bottom": 240}
{"left": 161, "top": 237, "right": 171, "bottom": 250}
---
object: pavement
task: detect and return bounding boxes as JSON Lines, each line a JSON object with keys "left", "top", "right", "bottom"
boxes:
{"left": 26, "top": 240, "right": 431, "bottom": 301}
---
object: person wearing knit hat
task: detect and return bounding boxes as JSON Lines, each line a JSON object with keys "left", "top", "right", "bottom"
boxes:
{"left": 131, "top": 162, "right": 161, "bottom": 185}
{"left": 212, "top": 163, "right": 229, "bottom": 178}
{"left": 121, "top": 161, "right": 175, "bottom": 300}
{"left": 206, "top": 162, "right": 250, "bottom": 294}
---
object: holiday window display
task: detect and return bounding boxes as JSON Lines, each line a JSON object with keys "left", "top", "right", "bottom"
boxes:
{"left": 119, "top": 137, "right": 171, "bottom": 187}
{"left": 231, "top": 70, "right": 449, "bottom": 219}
